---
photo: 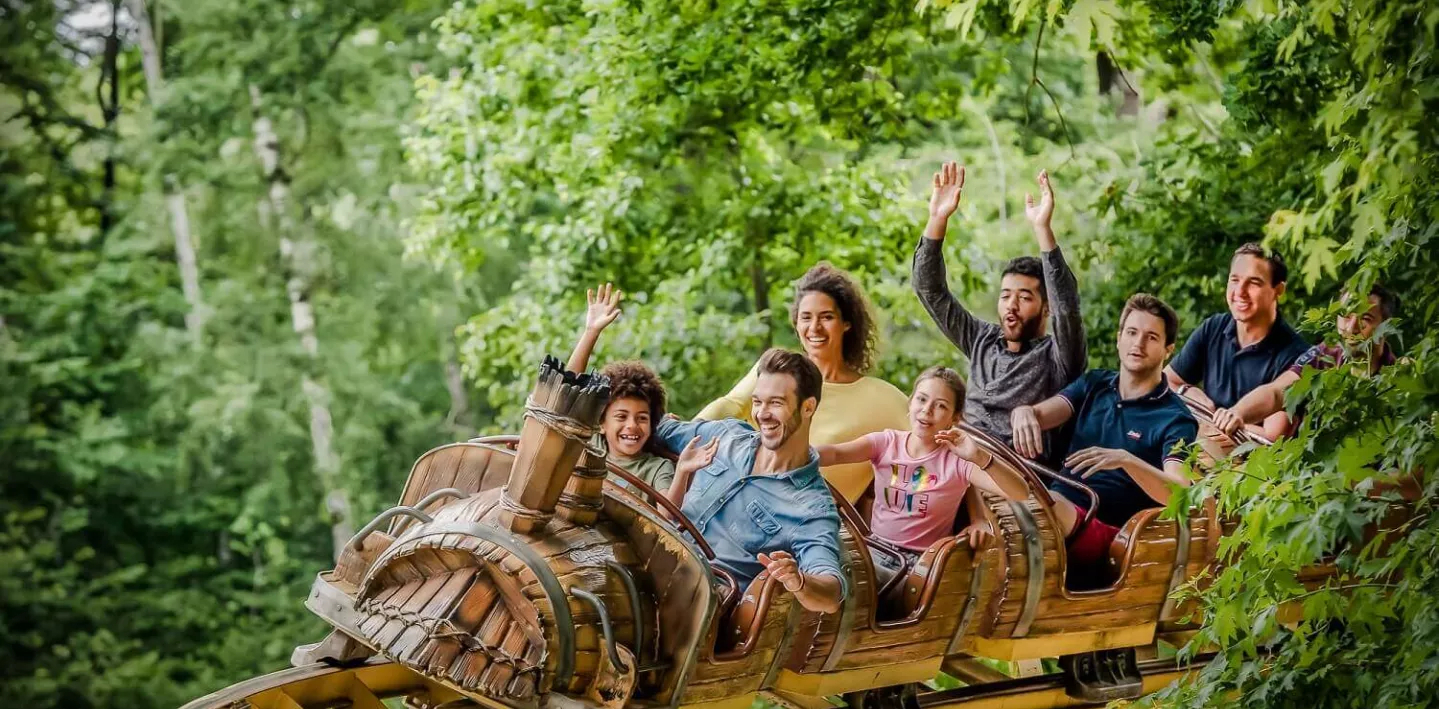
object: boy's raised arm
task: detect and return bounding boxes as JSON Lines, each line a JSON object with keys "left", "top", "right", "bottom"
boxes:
{"left": 565, "top": 283, "right": 623, "bottom": 374}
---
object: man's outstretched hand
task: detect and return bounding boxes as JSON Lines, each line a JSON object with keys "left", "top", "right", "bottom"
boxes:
{"left": 1024, "top": 170, "right": 1058, "bottom": 250}
{"left": 757, "top": 551, "right": 804, "bottom": 592}
{"left": 924, "top": 161, "right": 965, "bottom": 240}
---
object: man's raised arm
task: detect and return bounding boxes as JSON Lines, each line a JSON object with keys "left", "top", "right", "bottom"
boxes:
{"left": 913, "top": 161, "right": 988, "bottom": 356}
{"left": 1027, "top": 171, "right": 1087, "bottom": 381}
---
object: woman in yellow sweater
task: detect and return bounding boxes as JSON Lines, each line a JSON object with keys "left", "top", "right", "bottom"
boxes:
{"left": 696, "top": 264, "right": 911, "bottom": 502}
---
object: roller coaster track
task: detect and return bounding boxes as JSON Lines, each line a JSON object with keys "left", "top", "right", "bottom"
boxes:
{"left": 182, "top": 654, "right": 1215, "bottom": 709}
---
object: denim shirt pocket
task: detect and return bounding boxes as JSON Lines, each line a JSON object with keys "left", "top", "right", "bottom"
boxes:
{"left": 687, "top": 459, "right": 727, "bottom": 498}
{"left": 746, "top": 499, "right": 783, "bottom": 536}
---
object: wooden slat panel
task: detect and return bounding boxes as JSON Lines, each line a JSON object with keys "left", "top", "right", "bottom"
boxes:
{"left": 681, "top": 675, "right": 761, "bottom": 702}
{"left": 834, "top": 637, "right": 951, "bottom": 669}
{"left": 1026, "top": 606, "right": 1162, "bottom": 634}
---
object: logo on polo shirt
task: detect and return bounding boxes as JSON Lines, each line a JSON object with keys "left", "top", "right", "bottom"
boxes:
{"left": 1127, "top": 430, "right": 1142, "bottom": 440}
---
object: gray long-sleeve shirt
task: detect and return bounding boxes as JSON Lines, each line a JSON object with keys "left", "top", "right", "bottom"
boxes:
{"left": 912, "top": 236, "right": 1087, "bottom": 442}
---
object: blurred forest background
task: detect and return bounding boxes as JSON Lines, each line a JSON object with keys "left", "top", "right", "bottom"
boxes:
{"left": 2, "top": 0, "right": 1434, "bottom": 707}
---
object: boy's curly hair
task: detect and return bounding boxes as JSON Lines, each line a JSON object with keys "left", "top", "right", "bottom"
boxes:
{"left": 601, "top": 360, "right": 668, "bottom": 453}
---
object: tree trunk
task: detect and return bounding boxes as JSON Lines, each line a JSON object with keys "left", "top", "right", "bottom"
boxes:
{"left": 250, "top": 85, "right": 353, "bottom": 560}
{"left": 444, "top": 355, "right": 474, "bottom": 437}
{"left": 1097, "top": 51, "right": 1141, "bottom": 117}
{"left": 97, "top": 0, "right": 121, "bottom": 235}
{"left": 130, "top": 0, "right": 206, "bottom": 343}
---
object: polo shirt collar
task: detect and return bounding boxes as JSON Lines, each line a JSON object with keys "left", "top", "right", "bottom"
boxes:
{"left": 1221, "top": 314, "right": 1296, "bottom": 353}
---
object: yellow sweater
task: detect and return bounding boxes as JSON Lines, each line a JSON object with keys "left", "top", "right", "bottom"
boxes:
{"left": 695, "top": 363, "right": 912, "bottom": 502}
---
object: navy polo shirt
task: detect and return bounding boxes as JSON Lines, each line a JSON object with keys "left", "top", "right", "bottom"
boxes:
{"left": 1049, "top": 370, "right": 1199, "bottom": 528}
{"left": 1169, "top": 313, "right": 1309, "bottom": 409}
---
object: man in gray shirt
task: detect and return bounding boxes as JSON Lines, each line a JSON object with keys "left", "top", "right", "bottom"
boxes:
{"left": 912, "top": 161, "right": 1087, "bottom": 457}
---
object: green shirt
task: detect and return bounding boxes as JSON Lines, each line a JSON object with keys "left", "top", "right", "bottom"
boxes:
{"left": 590, "top": 433, "right": 675, "bottom": 492}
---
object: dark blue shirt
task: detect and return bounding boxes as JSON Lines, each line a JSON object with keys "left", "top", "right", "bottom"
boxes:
{"left": 1049, "top": 370, "right": 1199, "bottom": 528}
{"left": 654, "top": 418, "right": 847, "bottom": 596}
{"left": 1169, "top": 313, "right": 1309, "bottom": 409}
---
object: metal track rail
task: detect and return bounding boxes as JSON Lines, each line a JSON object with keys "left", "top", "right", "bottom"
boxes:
{"left": 919, "top": 653, "right": 1217, "bottom": 709}
{"left": 184, "top": 653, "right": 1216, "bottom": 709}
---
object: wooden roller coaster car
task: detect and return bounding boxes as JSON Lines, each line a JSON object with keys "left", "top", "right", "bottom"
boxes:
{"left": 182, "top": 365, "right": 1343, "bottom": 709}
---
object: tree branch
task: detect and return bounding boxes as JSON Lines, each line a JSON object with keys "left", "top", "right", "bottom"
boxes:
{"left": 1023, "top": 18, "right": 1046, "bottom": 128}
{"left": 1022, "top": 18, "right": 1076, "bottom": 163}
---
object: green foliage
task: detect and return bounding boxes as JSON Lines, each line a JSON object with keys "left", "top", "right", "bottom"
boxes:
{"left": 4, "top": 0, "right": 1435, "bottom": 705}
{"left": 2, "top": 1, "right": 468, "bottom": 705}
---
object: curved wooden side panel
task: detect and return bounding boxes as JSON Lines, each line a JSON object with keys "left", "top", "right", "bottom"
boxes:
{"left": 787, "top": 521, "right": 874, "bottom": 674}
{"left": 779, "top": 503, "right": 991, "bottom": 687}
{"left": 817, "top": 541, "right": 979, "bottom": 674}
{"left": 680, "top": 576, "right": 798, "bottom": 706}
{"left": 599, "top": 492, "right": 718, "bottom": 709}
{"left": 391, "top": 442, "right": 516, "bottom": 534}
{"left": 982, "top": 495, "right": 1056, "bottom": 639}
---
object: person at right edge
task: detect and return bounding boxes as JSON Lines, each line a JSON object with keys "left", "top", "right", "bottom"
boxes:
{"left": 912, "top": 161, "right": 1087, "bottom": 462}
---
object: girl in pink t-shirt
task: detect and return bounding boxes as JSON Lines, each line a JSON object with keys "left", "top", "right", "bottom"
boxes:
{"left": 816, "top": 367, "right": 1031, "bottom": 564}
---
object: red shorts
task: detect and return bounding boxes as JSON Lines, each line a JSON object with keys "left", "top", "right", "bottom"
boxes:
{"left": 1066, "top": 504, "right": 1120, "bottom": 566}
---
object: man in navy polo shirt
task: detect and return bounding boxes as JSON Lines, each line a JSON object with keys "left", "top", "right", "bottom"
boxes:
{"left": 1010, "top": 294, "right": 1198, "bottom": 570}
{"left": 1164, "top": 243, "right": 1309, "bottom": 450}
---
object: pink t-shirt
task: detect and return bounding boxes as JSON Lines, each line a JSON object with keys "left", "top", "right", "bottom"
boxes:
{"left": 865, "top": 429, "right": 976, "bottom": 551}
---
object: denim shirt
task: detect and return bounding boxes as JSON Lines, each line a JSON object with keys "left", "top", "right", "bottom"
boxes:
{"left": 654, "top": 418, "right": 848, "bottom": 597}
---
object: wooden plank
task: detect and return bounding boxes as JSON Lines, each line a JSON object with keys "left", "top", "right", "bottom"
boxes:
{"left": 1035, "top": 583, "right": 1169, "bottom": 617}
{"left": 965, "top": 623, "right": 1155, "bottom": 661}
{"left": 390, "top": 568, "right": 479, "bottom": 659}
{"left": 358, "top": 577, "right": 424, "bottom": 637}
{"left": 450, "top": 445, "right": 487, "bottom": 495}
{"left": 1026, "top": 606, "right": 1163, "bottom": 635}
{"left": 833, "top": 637, "right": 950, "bottom": 670}
{"left": 374, "top": 574, "right": 451, "bottom": 653}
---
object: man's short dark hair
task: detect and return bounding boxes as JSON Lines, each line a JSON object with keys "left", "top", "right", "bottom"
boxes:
{"left": 1002, "top": 256, "right": 1047, "bottom": 302}
{"left": 1232, "top": 242, "right": 1288, "bottom": 286}
{"left": 1370, "top": 284, "right": 1399, "bottom": 320}
{"left": 756, "top": 348, "right": 823, "bottom": 406}
{"left": 1120, "top": 293, "right": 1181, "bottom": 346}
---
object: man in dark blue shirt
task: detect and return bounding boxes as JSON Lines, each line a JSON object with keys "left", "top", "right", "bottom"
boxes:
{"left": 1010, "top": 294, "right": 1199, "bottom": 567}
{"left": 1164, "top": 243, "right": 1308, "bottom": 452}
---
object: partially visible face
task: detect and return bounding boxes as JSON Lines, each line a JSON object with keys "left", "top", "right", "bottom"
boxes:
{"left": 1117, "top": 309, "right": 1173, "bottom": 375}
{"left": 751, "top": 372, "right": 814, "bottom": 451}
{"left": 998, "top": 273, "right": 1047, "bottom": 342}
{"left": 794, "top": 291, "right": 850, "bottom": 365}
{"left": 1337, "top": 293, "right": 1385, "bottom": 344}
{"left": 1226, "top": 254, "right": 1284, "bottom": 323}
{"left": 602, "top": 397, "right": 651, "bottom": 458}
{"left": 909, "top": 377, "right": 960, "bottom": 438}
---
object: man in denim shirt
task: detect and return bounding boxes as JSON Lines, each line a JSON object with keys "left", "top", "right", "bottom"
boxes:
{"left": 656, "top": 349, "right": 847, "bottom": 614}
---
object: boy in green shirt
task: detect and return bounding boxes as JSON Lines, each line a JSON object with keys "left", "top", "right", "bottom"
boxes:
{"left": 566, "top": 284, "right": 675, "bottom": 492}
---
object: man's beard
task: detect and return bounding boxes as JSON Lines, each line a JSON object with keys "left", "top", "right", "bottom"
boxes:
{"left": 761, "top": 408, "right": 806, "bottom": 450}
{"left": 1005, "top": 314, "right": 1044, "bottom": 343}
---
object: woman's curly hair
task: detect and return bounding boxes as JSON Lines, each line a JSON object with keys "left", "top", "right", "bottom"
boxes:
{"left": 601, "top": 360, "right": 668, "bottom": 453}
{"left": 790, "top": 263, "right": 879, "bottom": 375}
